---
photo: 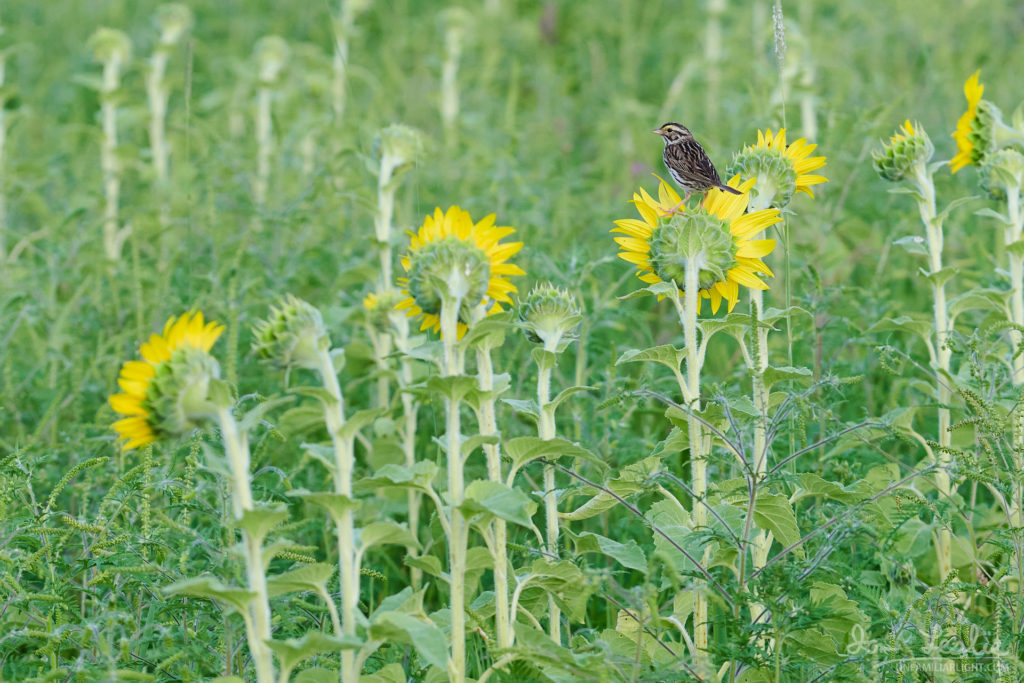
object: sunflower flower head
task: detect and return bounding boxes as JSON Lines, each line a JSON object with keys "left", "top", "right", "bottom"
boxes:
{"left": 252, "top": 295, "right": 330, "bottom": 371}
{"left": 397, "top": 206, "right": 525, "bottom": 338}
{"left": 88, "top": 27, "right": 132, "bottom": 65}
{"left": 873, "top": 120, "right": 934, "bottom": 184}
{"left": 254, "top": 35, "right": 290, "bottom": 84}
{"left": 951, "top": 71, "right": 1024, "bottom": 174}
{"left": 155, "top": 4, "right": 193, "bottom": 47}
{"left": 980, "top": 148, "right": 1024, "bottom": 201}
{"left": 109, "top": 312, "right": 226, "bottom": 450}
{"left": 613, "top": 177, "right": 781, "bottom": 314}
{"left": 375, "top": 124, "right": 424, "bottom": 179}
{"left": 363, "top": 289, "right": 405, "bottom": 331}
{"left": 518, "top": 283, "right": 583, "bottom": 351}
{"left": 728, "top": 128, "right": 827, "bottom": 210}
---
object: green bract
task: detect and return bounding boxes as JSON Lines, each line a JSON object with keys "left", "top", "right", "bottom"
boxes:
{"left": 252, "top": 295, "right": 330, "bottom": 371}
{"left": 729, "top": 146, "right": 798, "bottom": 209}
{"left": 648, "top": 210, "right": 737, "bottom": 291}
{"left": 872, "top": 121, "right": 933, "bottom": 183}
{"left": 145, "top": 346, "right": 223, "bottom": 438}
{"left": 406, "top": 238, "right": 491, "bottom": 319}
{"left": 518, "top": 283, "right": 583, "bottom": 349}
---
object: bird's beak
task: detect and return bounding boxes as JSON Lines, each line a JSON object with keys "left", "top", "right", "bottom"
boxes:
{"left": 652, "top": 128, "right": 665, "bottom": 135}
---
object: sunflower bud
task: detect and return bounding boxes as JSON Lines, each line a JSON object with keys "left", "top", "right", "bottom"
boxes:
{"left": 405, "top": 238, "right": 492, "bottom": 321}
{"left": 155, "top": 4, "right": 193, "bottom": 46}
{"left": 254, "top": 35, "right": 290, "bottom": 84}
{"left": 146, "top": 347, "right": 225, "bottom": 436}
{"left": 519, "top": 283, "right": 583, "bottom": 351}
{"left": 873, "top": 120, "right": 933, "bottom": 184}
{"left": 252, "top": 295, "right": 330, "bottom": 371}
{"left": 88, "top": 28, "right": 132, "bottom": 65}
{"left": 648, "top": 210, "right": 737, "bottom": 293}
{"left": 980, "top": 148, "right": 1024, "bottom": 201}
{"left": 729, "top": 147, "right": 797, "bottom": 210}
{"left": 376, "top": 124, "right": 423, "bottom": 178}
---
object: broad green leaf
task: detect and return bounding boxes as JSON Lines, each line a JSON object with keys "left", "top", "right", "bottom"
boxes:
{"left": 919, "top": 265, "right": 958, "bottom": 288}
{"left": 355, "top": 461, "right": 438, "bottom": 492}
{"left": 561, "top": 455, "right": 660, "bottom": 521}
{"left": 209, "top": 678, "right": 245, "bottom": 683}
{"left": 651, "top": 426, "right": 689, "bottom": 458}
{"left": 949, "top": 288, "right": 1011, "bottom": 322}
{"left": 461, "top": 480, "right": 538, "bottom": 528}
{"left": 793, "top": 473, "right": 868, "bottom": 505}
{"left": 532, "top": 347, "right": 558, "bottom": 372}
{"left": 1009, "top": 240, "right": 1024, "bottom": 259}
{"left": 338, "top": 407, "right": 387, "bottom": 440}
{"left": 238, "top": 395, "right": 296, "bottom": 431}
{"left": 359, "top": 663, "right": 407, "bottom": 683}
{"left": 236, "top": 504, "right": 288, "bottom": 542}
{"left": 510, "top": 623, "right": 607, "bottom": 679}
{"left": 761, "top": 365, "right": 813, "bottom": 390}
{"left": 868, "top": 315, "right": 932, "bottom": 341}
{"left": 368, "top": 611, "right": 448, "bottom": 670}
{"left": 297, "top": 669, "right": 342, "bottom": 683}
{"left": 461, "top": 434, "right": 500, "bottom": 458}
{"left": 266, "top": 562, "right": 335, "bottom": 598}
{"left": 503, "top": 436, "right": 605, "bottom": 472}
{"left": 615, "top": 344, "right": 685, "bottom": 372}
{"left": 500, "top": 397, "right": 540, "bottom": 421}
{"left": 522, "top": 559, "right": 594, "bottom": 621}
{"left": 289, "top": 386, "right": 337, "bottom": 406}
{"left": 287, "top": 489, "right": 360, "bottom": 522}
{"left": 267, "top": 632, "right": 360, "bottom": 673}
{"left": 459, "top": 314, "right": 510, "bottom": 350}
{"left": 893, "top": 235, "right": 928, "bottom": 256}
{"left": 935, "top": 195, "right": 976, "bottom": 224}
{"left": 753, "top": 494, "right": 803, "bottom": 558}
{"left": 546, "top": 385, "right": 597, "bottom": 413}
{"left": 808, "top": 582, "right": 868, "bottom": 650}
{"left": 618, "top": 281, "right": 677, "bottom": 301}
{"left": 568, "top": 530, "right": 647, "bottom": 571}
{"left": 357, "top": 521, "right": 419, "bottom": 552}
{"left": 405, "top": 555, "right": 444, "bottom": 581}
{"left": 426, "top": 375, "right": 478, "bottom": 402}
{"left": 163, "top": 576, "right": 255, "bottom": 614}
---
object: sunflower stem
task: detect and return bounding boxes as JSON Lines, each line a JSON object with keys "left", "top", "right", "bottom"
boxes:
{"left": 216, "top": 406, "right": 275, "bottom": 683}
{"left": 675, "top": 268, "right": 707, "bottom": 663}
{"left": 914, "top": 163, "right": 953, "bottom": 581}
{"left": 441, "top": 295, "right": 467, "bottom": 683}
{"left": 537, "top": 339, "right": 561, "bottom": 644}
{"left": 395, "top": 314, "right": 423, "bottom": 589}
{"left": 475, "top": 345, "right": 513, "bottom": 649}
{"left": 98, "top": 48, "right": 126, "bottom": 260}
{"left": 315, "top": 346, "right": 360, "bottom": 683}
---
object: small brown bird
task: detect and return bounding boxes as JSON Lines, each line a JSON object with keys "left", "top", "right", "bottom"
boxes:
{"left": 654, "top": 122, "right": 741, "bottom": 208}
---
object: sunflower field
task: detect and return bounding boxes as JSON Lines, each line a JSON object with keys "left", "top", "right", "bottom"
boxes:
{"left": 3, "top": 1, "right": 1024, "bottom": 681}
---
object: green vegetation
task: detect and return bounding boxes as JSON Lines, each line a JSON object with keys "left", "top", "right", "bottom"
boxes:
{"left": 3, "top": 1, "right": 1024, "bottom": 681}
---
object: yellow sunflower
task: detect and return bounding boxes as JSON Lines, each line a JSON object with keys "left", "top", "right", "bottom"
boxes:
{"left": 730, "top": 129, "right": 827, "bottom": 208}
{"left": 110, "top": 312, "right": 224, "bottom": 449}
{"left": 613, "top": 176, "right": 781, "bottom": 314}
{"left": 951, "top": 71, "right": 983, "bottom": 173}
{"left": 396, "top": 206, "right": 525, "bottom": 337}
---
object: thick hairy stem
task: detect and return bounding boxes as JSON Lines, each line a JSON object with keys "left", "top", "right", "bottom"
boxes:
{"left": 441, "top": 299, "right": 467, "bottom": 683}
{"left": 317, "top": 348, "right": 359, "bottom": 682}
{"left": 254, "top": 84, "right": 271, "bottom": 230}
{"left": 538, "top": 357, "right": 560, "bottom": 643}
{"left": 100, "top": 56, "right": 124, "bottom": 260}
{"left": 216, "top": 407, "right": 274, "bottom": 683}
{"left": 396, "top": 317, "right": 423, "bottom": 588}
{"left": 749, "top": 288, "right": 773, "bottom": 635}
{"left": 680, "top": 267, "right": 707, "bottom": 658}
{"left": 917, "top": 166, "right": 952, "bottom": 580}
{"left": 476, "top": 347, "right": 512, "bottom": 648}
{"left": 0, "top": 56, "right": 6, "bottom": 260}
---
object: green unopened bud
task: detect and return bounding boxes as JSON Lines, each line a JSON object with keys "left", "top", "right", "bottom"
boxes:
{"left": 89, "top": 28, "right": 132, "bottom": 65}
{"left": 729, "top": 147, "right": 797, "bottom": 210}
{"left": 981, "top": 148, "right": 1024, "bottom": 201}
{"left": 376, "top": 124, "right": 423, "bottom": 178}
{"left": 156, "top": 4, "right": 193, "bottom": 46}
{"left": 252, "top": 295, "right": 330, "bottom": 370}
{"left": 518, "top": 283, "right": 583, "bottom": 351}
{"left": 648, "top": 210, "right": 736, "bottom": 291}
{"left": 872, "top": 120, "right": 933, "bottom": 183}
{"left": 407, "top": 239, "right": 491, "bottom": 321}
{"left": 147, "top": 346, "right": 222, "bottom": 437}
{"left": 254, "top": 35, "right": 290, "bottom": 83}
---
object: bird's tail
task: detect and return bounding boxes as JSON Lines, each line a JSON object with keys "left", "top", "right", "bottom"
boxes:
{"left": 719, "top": 184, "right": 743, "bottom": 196}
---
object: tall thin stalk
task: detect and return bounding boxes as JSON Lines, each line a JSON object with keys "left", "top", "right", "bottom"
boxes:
{"left": 536, "top": 349, "right": 560, "bottom": 642}
{"left": 253, "top": 37, "right": 289, "bottom": 232}
{"left": 216, "top": 406, "right": 275, "bottom": 683}
{"left": 0, "top": 49, "right": 7, "bottom": 262}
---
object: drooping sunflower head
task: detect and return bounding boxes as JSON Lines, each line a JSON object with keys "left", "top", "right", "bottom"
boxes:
{"left": 873, "top": 120, "right": 934, "bottom": 183}
{"left": 252, "top": 294, "right": 330, "bottom": 371}
{"left": 397, "top": 206, "right": 525, "bottom": 337}
{"left": 518, "top": 282, "right": 583, "bottom": 351}
{"left": 613, "top": 177, "right": 781, "bottom": 314}
{"left": 951, "top": 71, "right": 986, "bottom": 173}
{"left": 110, "top": 312, "right": 225, "bottom": 450}
{"left": 728, "top": 128, "right": 827, "bottom": 209}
